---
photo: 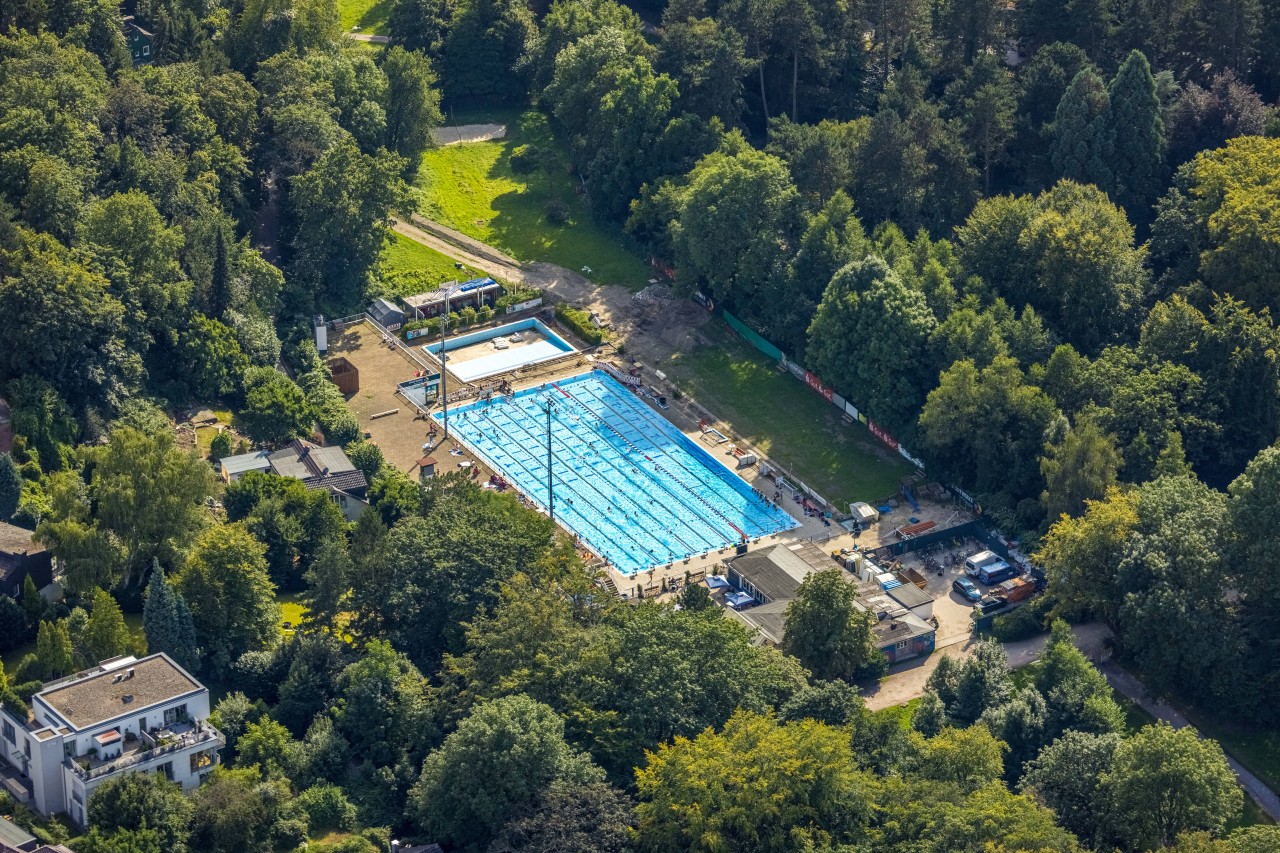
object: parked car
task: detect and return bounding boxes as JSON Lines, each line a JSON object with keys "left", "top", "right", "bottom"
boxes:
{"left": 977, "top": 596, "right": 1006, "bottom": 614}
{"left": 952, "top": 576, "right": 981, "bottom": 602}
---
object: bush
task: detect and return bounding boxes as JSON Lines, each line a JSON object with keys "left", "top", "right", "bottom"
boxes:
{"left": 509, "top": 144, "right": 542, "bottom": 174}
{"left": 495, "top": 286, "right": 541, "bottom": 312}
{"left": 270, "top": 816, "right": 308, "bottom": 848}
{"left": 554, "top": 303, "right": 605, "bottom": 346}
{"left": 991, "top": 597, "right": 1049, "bottom": 642}
{"left": 209, "top": 430, "right": 233, "bottom": 461}
{"left": 295, "top": 346, "right": 361, "bottom": 447}
{"left": 545, "top": 199, "right": 569, "bottom": 224}
{"left": 476, "top": 304, "right": 494, "bottom": 323}
{"left": 459, "top": 306, "right": 477, "bottom": 326}
{"left": 297, "top": 784, "right": 357, "bottom": 834}
{"left": 309, "top": 837, "right": 378, "bottom": 853}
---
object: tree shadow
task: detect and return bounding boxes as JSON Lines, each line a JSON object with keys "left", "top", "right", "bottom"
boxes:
{"left": 356, "top": 0, "right": 393, "bottom": 34}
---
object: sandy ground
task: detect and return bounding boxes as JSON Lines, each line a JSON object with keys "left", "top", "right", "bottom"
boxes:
{"left": 431, "top": 124, "right": 508, "bottom": 146}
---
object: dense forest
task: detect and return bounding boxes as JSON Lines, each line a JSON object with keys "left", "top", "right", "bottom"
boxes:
{"left": 3, "top": 0, "right": 1280, "bottom": 849}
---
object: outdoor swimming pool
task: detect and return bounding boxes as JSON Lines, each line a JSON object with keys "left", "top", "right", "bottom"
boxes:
{"left": 424, "top": 318, "right": 575, "bottom": 382}
{"left": 438, "top": 371, "right": 799, "bottom": 575}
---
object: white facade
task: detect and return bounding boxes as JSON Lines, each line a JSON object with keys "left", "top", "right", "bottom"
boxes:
{"left": 0, "top": 654, "right": 223, "bottom": 827}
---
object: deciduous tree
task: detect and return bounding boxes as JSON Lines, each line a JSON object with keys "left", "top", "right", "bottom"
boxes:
{"left": 1100, "top": 723, "right": 1242, "bottom": 850}
{"left": 1040, "top": 417, "right": 1122, "bottom": 521}
{"left": 806, "top": 256, "right": 937, "bottom": 437}
{"left": 88, "top": 772, "right": 194, "bottom": 853}
{"left": 409, "top": 694, "right": 603, "bottom": 850}
{"left": 782, "top": 569, "right": 887, "bottom": 682}
{"left": 635, "top": 711, "right": 872, "bottom": 852}
{"left": 176, "top": 523, "right": 279, "bottom": 677}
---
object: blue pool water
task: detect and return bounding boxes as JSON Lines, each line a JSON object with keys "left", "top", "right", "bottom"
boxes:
{"left": 437, "top": 371, "right": 799, "bottom": 575}
{"left": 423, "top": 318, "right": 575, "bottom": 382}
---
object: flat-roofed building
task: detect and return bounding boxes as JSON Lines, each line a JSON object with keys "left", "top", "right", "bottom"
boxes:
{"left": 0, "top": 654, "right": 223, "bottom": 827}
{"left": 727, "top": 542, "right": 936, "bottom": 664}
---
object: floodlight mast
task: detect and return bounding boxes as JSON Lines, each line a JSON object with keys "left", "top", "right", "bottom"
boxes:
{"left": 537, "top": 395, "right": 556, "bottom": 524}
{"left": 439, "top": 280, "right": 457, "bottom": 439}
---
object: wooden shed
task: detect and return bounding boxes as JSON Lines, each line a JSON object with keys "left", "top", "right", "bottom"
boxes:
{"left": 327, "top": 357, "right": 359, "bottom": 396}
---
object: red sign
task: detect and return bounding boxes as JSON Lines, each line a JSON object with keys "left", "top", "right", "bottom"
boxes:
{"left": 803, "top": 370, "right": 834, "bottom": 402}
{"left": 867, "top": 419, "right": 899, "bottom": 451}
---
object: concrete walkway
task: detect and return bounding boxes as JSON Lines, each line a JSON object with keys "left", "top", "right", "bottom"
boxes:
{"left": 345, "top": 32, "right": 389, "bottom": 43}
{"left": 1096, "top": 662, "right": 1280, "bottom": 822}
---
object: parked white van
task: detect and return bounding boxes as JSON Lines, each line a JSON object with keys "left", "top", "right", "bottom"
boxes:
{"left": 964, "top": 550, "right": 1002, "bottom": 577}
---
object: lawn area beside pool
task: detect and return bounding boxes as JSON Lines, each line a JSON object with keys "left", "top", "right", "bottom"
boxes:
{"left": 373, "top": 231, "right": 489, "bottom": 300}
{"left": 338, "top": 0, "right": 391, "bottom": 34}
{"left": 660, "top": 323, "right": 913, "bottom": 509}
{"left": 414, "top": 109, "right": 652, "bottom": 290}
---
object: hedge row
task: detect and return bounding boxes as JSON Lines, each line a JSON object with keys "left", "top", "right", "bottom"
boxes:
{"left": 555, "top": 303, "right": 606, "bottom": 345}
{"left": 401, "top": 304, "right": 495, "bottom": 338}
{"left": 293, "top": 339, "right": 361, "bottom": 446}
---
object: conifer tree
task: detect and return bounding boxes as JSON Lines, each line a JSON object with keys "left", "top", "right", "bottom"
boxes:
{"left": 1108, "top": 50, "right": 1164, "bottom": 219}
{"left": 35, "top": 619, "right": 73, "bottom": 679}
{"left": 0, "top": 452, "right": 19, "bottom": 521}
{"left": 81, "top": 588, "right": 133, "bottom": 666}
{"left": 145, "top": 562, "right": 199, "bottom": 671}
{"left": 1051, "top": 68, "right": 1114, "bottom": 192}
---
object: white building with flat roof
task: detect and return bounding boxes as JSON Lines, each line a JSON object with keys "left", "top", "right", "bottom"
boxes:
{"left": 0, "top": 653, "right": 223, "bottom": 827}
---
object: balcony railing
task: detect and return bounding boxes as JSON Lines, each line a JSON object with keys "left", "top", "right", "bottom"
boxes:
{"left": 64, "top": 721, "right": 224, "bottom": 782}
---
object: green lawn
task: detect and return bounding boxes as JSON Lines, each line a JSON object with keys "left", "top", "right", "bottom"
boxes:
{"left": 372, "top": 231, "right": 489, "bottom": 300}
{"left": 660, "top": 323, "right": 912, "bottom": 508}
{"left": 278, "top": 592, "right": 306, "bottom": 636}
{"left": 414, "top": 108, "right": 652, "bottom": 290}
{"left": 338, "top": 0, "right": 391, "bottom": 35}
{"left": 1187, "top": 714, "right": 1280, "bottom": 796}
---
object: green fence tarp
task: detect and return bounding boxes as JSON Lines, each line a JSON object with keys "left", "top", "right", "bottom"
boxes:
{"left": 722, "top": 310, "right": 784, "bottom": 362}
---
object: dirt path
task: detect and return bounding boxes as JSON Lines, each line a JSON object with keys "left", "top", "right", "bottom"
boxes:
{"left": 431, "top": 124, "right": 507, "bottom": 145}
{"left": 344, "top": 32, "right": 389, "bottom": 43}
{"left": 389, "top": 214, "right": 701, "bottom": 355}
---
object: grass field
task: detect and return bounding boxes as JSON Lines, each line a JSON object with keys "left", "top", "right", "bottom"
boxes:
{"left": 660, "top": 323, "right": 913, "bottom": 508}
{"left": 372, "top": 231, "right": 489, "bottom": 301}
{"left": 338, "top": 0, "right": 391, "bottom": 34}
{"left": 414, "top": 108, "right": 652, "bottom": 289}
{"left": 279, "top": 592, "right": 306, "bottom": 636}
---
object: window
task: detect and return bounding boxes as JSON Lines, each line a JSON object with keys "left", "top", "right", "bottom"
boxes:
{"left": 142, "top": 45, "right": 150, "bottom": 56}
{"left": 163, "top": 705, "right": 187, "bottom": 726}
{"left": 24, "top": 739, "right": 31, "bottom": 759}
{"left": 2, "top": 720, "right": 14, "bottom": 744}
{"left": 895, "top": 639, "right": 910, "bottom": 651}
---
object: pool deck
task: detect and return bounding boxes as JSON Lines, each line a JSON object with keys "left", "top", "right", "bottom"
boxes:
{"left": 327, "top": 314, "right": 862, "bottom": 597}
